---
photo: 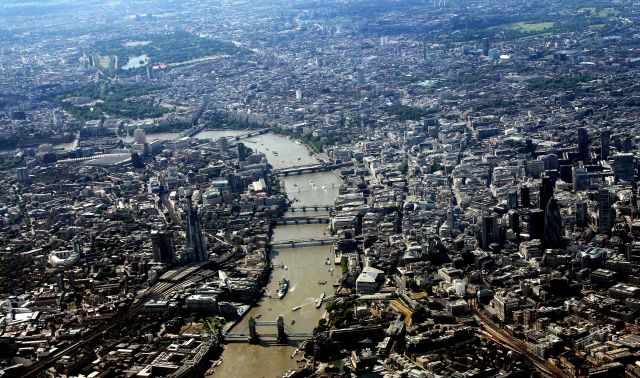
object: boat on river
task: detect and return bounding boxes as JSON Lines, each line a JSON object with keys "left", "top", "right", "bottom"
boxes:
{"left": 292, "top": 305, "right": 301, "bottom": 311}
{"left": 315, "top": 291, "right": 325, "bottom": 308}
{"left": 277, "top": 277, "right": 289, "bottom": 299}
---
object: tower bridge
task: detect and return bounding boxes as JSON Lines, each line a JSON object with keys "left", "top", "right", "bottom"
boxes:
{"left": 222, "top": 315, "right": 313, "bottom": 343}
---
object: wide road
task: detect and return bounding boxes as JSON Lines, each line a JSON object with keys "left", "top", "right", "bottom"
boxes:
{"left": 472, "top": 305, "right": 569, "bottom": 378}
{"left": 161, "top": 192, "right": 184, "bottom": 227}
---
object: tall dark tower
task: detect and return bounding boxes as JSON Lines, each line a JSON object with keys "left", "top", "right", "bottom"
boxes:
{"left": 237, "top": 142, "right": 246, "bottom": 162}
{"left": 529, "top": 209, "right": 545, "bottom": 240}
{"left": 422, "top": 39, "right": 427, "bottom": 61}
{"left": 544, "top": 198, "right": 563, "bottom": 248}
{"left": 539, "top": 174, "right": 553, "bottom": 211}
{"left": 577, "top": 127, "right": 588, "bottom": 158}
{"left": 601, "top": 130, "right": 611, "bottom": 160}
{"left": 597, "top": 188, "right": 613, "bottom": 236}
{"left": 520, "top": 185, "right": 531, "bottom": 208}
{"left": 480, "top": 213, "right": 498, "bottom": 250}
{"left": 186, "top": 193, "right": 207, "bottom": 262}
{"left": 482, "top": 38, "right": 489, "bottom": 56}
{"left": 508, "top": 209, "right": 520, "bottom": 236}
{"left": 151, "top": 230, "right": 175, "bottom": 262}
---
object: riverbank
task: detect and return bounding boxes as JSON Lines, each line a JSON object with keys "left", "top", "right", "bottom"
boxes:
{"left": 211, "top": 132, "right": 341, "bottom": 378}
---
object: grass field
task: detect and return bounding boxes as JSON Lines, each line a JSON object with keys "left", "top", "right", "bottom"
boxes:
{"left": 580, "top": 7, "right": 620, "bottom": 17}
{"left": 502, "top": 21, "right": 556, "bottom": 33}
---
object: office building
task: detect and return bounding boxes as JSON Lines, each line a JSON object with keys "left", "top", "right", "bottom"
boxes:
{"left": 480, "top": 213, "right": 498, "bottom": 250}
{"left": 508, "top": 209, "right": 520, "bottom": 236}
{"left": 544, "top": 198, "right": 563, "bottom": 248}
{"left": 613, "top": 153, "right": 635, "bottom": 182}
{"left": 520, "top": 185, "right": 531, "bottom": 208}
{"left": 577, "top": 127, "right": 588, "bottom": 158}
{"left": 601, "top": 130, "right": 611, "bottom": 159}
{"left": 538, "top": 154, "right": 559, "bottom": 171}
{"left": 507, "top": 191, "right": 518, "bottom": 209}
{"left": 151, "top": 230, "right": 176, "bottom": 262}
{"left": 357, "top": 68, "right": 365, "bottom": 86}
{"left": 598, "top": 189, "right": 613, "bottom": 236}
{"left": 572, "top": 167, "right": 589, "bottom": 191}
{"left": 237, "top": 142, "right": 246, "bottom": 162}
{"left": 529, "top": 209, "right": 545, "bottom": 240}
{"left": 133, "top": 128, "right": 146, "bottom": 144}
{"left": 218, "top": 136, "right": 228, "bottom": 152}
{"left": 575, "top": 202, "right": 588, "bottom": 228}
{"left": 16, "top": 167, "right": 28, "bottom": 182}
{"left": 539, "top": 174, "right": 553, "bottom": 211}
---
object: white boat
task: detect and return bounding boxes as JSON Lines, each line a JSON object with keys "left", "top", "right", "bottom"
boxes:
{"left": 277, "top": 277, "right": 289, "bottom": 299}
{"left": 292, "top": 306, "right": 302, "bottom": 312}
{"left": 315, "top": 292, "right": 326, "bottom": 308}
{"left": 322, "top": 185, "right": 326, "bottom": 190}
{"left": 324, "top": 257, "right": 331, "bottom": 265}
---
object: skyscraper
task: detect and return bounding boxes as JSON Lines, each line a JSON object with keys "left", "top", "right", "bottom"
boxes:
{"left": 520, "top": 185, "right": 531, "bottom": 208}
{"left": 544, "top": 198, "right": 563, "bottom": 248}
{"left": 572, "top": 167, "right": 589, "bottom": 191}
{"left": 508, "top": 209, "right": 520, "bottom": 236}
{"left": 131, "top": 152, "right": 145, "bottom": 169}
{"left": 613, "top": 153, "right": 635, "bottom": 182}
{"left": 529, "top": 209, "right": 545, "bottom": 240}
{"left": 598, "top": 188, "right": 613, "bottom": 235}
{"left": 507, "top": 191, "right": 518, "bottom": 209}
{"left": 482, "top": 38, "right": 489, "bottom": 56}
{"left": 577, "top": 127, "right": 588, "bottom": 158}
{"left": 601, "top": 130, "right": 611, "bottom": 160}
{"left": 151, "top": 230, "right": 176, "bottom": 262}
{"left": 356, "top": 68, "right": 365, "bottom": 86}
{"left": 575, "top": 202, "right": 588, "bottom": 228}
{"left": 480, "top": 213, "right": 498, "bottom": 250}
{"left": 237, "top": 142, "right": 246, "bottom": 162}
{"left": 218, "top": 136, "right": 228, "bottom": 152}
{"left": 186, "top": 193, "right": 207, "bottom": 262}
{"left": 539, "top": 174, "right": 553, "bottom": 211}
{"left": 133, "top": 128, "right": 147, "bottom": 144}
{"left": 16, "top": 167, "right": 28, "bottom": 182}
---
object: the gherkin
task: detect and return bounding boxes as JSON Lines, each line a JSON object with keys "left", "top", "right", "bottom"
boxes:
{"left": 544, "top": 198, "right": 563, "bottom": 248}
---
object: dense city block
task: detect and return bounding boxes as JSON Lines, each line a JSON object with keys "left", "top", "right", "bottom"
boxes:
{"left": 2, "top": 0, "right": 640, "bottom": 377}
